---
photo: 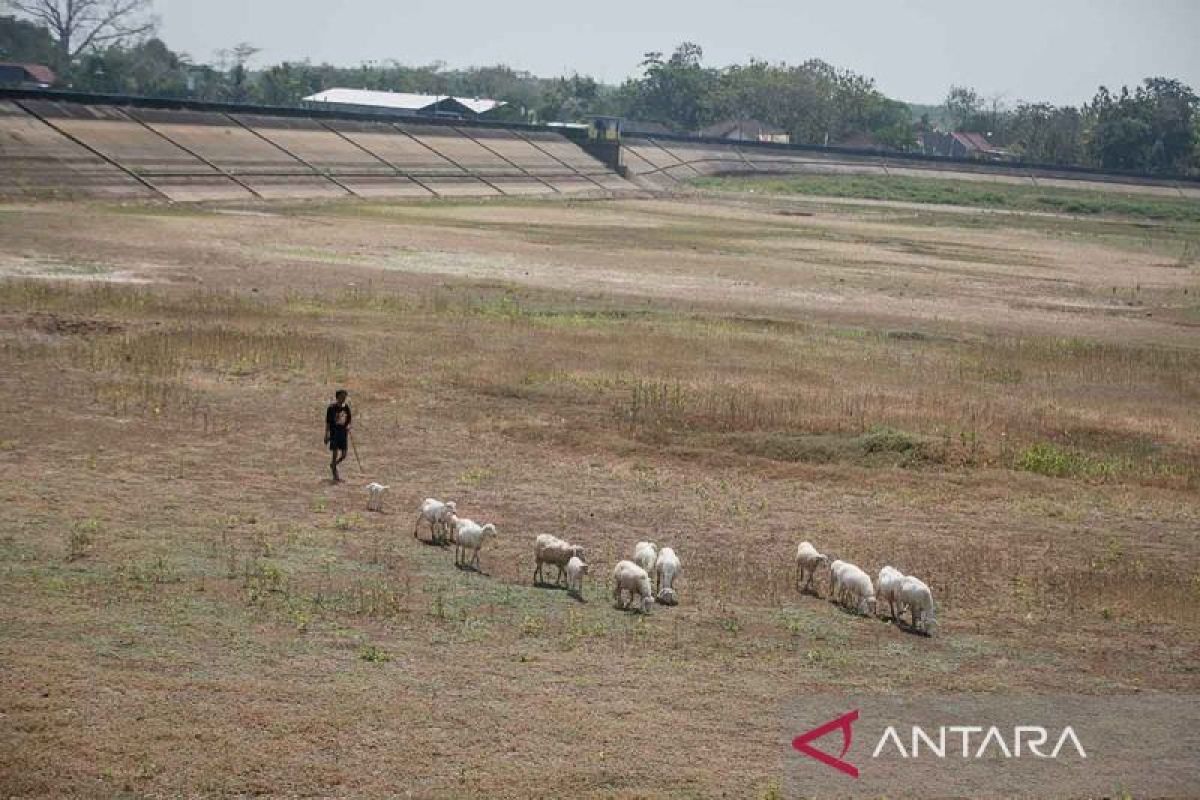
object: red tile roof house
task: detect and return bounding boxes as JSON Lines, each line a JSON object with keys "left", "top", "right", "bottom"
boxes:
{"left": 0, "top": 63, "right": 57, "bottom": 88}
{"left": 920, "top": 130, "right": 1012, "bottom": 160}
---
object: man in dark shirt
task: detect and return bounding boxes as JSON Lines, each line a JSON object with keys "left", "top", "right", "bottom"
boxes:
{"left": 324, "top": 389, "right": 352, "bottom": 482}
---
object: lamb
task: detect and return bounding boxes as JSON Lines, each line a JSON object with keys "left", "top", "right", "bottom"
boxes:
{"left": 612, "top": 560, "right": 654, "bottom": 613}
{"left": 365, "top": 482, "right": 389, "bottom": 512}
{"left": 533, "top": 534, "right": 585, "bottom": 587}
{"left": 897, "top": 575, "right": 937, "bottom": 634}
{"left": 565, "top": 556, "right": 588, "bottom": 597}
{"left": 833, "top": 561, "right": 877, "bottom": 616}
{"left": 877, "top": 565, "right": 906, "bottom": 621}
{"left": 794, "top": 541, "right": 829, "bottom": 594}
{"left": 414, "top": 498, "right": 457, "bottom": 544}
{"left": 654, "top": 546, "right": 681, "bottom": 605}
{"left": 632, "top": 541, "right": 658, "bottom": 575}
{"left": 451, "top": 517, "right": 497, "bottom": 571}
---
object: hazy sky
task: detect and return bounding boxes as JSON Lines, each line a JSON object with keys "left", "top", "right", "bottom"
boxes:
{"left": 154, "top": 0, "right": 1199, "bottom": 105}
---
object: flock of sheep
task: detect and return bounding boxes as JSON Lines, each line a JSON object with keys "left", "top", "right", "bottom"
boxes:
{"left": 368, "top": 483, "right": 935, "bottom": 633}
{"left": 797, "top": 541, "right": 937, "bottom": 633}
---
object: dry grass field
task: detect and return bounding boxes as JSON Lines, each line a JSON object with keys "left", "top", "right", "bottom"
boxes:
{"left": 1, "top": 185, "right": 1198, "bottom": 798}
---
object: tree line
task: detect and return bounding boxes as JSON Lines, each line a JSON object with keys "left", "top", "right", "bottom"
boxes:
{"left": 2, "top": 2, "right": 1198, "bottom": 175}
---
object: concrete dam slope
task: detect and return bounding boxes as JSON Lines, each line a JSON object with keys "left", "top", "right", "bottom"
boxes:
{"left": 622, "top": 134, "right": 1200, "bottom": 200}
{"left": 3, "top": 90, "right": 1197, "bottom": 203}
{"left": 0, "top": 91, "right": 634, "bottom": 202}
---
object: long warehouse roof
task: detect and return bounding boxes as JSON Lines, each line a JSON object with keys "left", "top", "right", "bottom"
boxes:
{"left": 303, "top": 88, "right": 504, "bottom": 115}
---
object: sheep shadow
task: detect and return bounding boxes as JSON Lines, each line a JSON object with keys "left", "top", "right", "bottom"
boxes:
{"left": 797, "top": 586, "right": 823, "bottom": 600}
{"left": 454, "top": 562, "right": 489, "bottom": 577}
{"left": 829, "top": 601, "right": 873, "bottom": 620}
{"left": 416, "top": 537, "right": 451, "bottom": 549}
{"left": 893, "top": 619, "right": 933, "bottom": 638}
{"left": 567, "top": 591, "right": 586, "bottom": 604}
{"left": 613, "top": 605, "right": 650, "bottom": 615}
{"left": 532, "top": 579, "right": 568, "bottom": 591}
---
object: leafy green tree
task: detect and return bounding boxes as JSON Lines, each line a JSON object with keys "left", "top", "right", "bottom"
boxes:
{"left": 536, "top": 73, "right": 600, "bottom": 122}
{"left": 254, "top": 61, "right": 323, "bottom": 106}
{"left": 864, "top": 97, "right": 916, "bottom": 149}
{"left": 1138, "top": 77, "right": 1197, "bottom": 172}
{"left": 71, "top": 37, "right": 191, "bottom": 95}
{"left": 1008, "top": 102, "right": 1083, "bottom": 165}
{"left": 1087, "top": 78, "right": 1197, "bottom": 172}
{"left": 0, "top": 13, "right": 56, "bottom": 63}
{"left": 211, "top": 42, "right": 258, "bottom": 102}
{"left": 4, "top": 0, "right": 154, "bottom": 69}
{"left": 944, "top": 85, "right": 987, "bottom": 131}
{"left": 623, "top": 42, "right": 718, "bottom": 131}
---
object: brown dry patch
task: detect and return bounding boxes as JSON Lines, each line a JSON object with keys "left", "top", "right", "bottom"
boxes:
{"left": 0, "top": 195, "right": 1198, "bottom": 798}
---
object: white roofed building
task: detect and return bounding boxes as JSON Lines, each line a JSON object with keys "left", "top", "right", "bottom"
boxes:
{"left": 302, "top": 88, "right": 506, "bottom": 119}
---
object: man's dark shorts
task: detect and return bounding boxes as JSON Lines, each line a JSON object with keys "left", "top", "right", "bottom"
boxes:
{"left": 329, "top": 429, "right": 348, "bottom": 452}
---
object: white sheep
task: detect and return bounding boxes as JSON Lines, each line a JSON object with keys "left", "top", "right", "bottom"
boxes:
{"left": 877, "top": 565, "right": 906, "bottom": 621}
{"left": 828, "top": 559, "right": 848, "bottom": 600}
{"left": 565, "top": 556, "right": 588, "bottom": 596}
{"left": 633, "top": 541, "right": 658, "bottom": 575}
{"left": 794, "top": 541, "right": 829, "bottom": 594}
{"left": 414, "top": 498, "right": 457, "bottom": 543}
{"left": 833, "top": 562, "right": 877, "bottom": 616}
{"left": 451, "top": 517, "right": 497, "bottom": 571}
{"left": 533, "top": 534, "right": 586, "bottom": 587}
{"left": 365, "top": 482, "right": 389, "bottom": 512}
{"left": 654, "top": 546, "right": 681, "bottom": 605}
{"left": 897, "top": 575, "right": 937, "bottom": 634}
{"left": 612, "top": 560, "right": 654, "bottom": 613}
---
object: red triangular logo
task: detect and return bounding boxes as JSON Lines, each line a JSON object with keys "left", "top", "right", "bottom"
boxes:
{"left": 792, "top": 709, "right": 860, "bottom": 778}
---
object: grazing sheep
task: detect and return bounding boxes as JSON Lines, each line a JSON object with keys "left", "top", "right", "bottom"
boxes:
{"left": 828, "top": 559, "right": 848, "bottom": 600}
{"left": 633, "top": 541, "right": 658, "bottom": 575}
{"left": 414, "top": 498, "right": 457, "bottom": 543}
{"left": 452, "top": 518, "right": 497, "bottom": 571}
{"left": 565, "top": 556, "right": 588, "bottom": 596}
{"left": 833, "top": 562, "right": 877, "bottom": 616}
{"left": 654, "top": 546, "right": 681, "bottom": 605}
{"left": 877, "top": 565, "right": 906, "bottom": 621}
{"left": 533, "top": 534, "right": 585, "bottom": 587}
{"left": 897, "top": 575, "right": 937, "bottom": 634}
{"left": 612, "top": 560, "right": 654, "bottom": 613}
{"left": 365, "top": 482, "right": 389, "bottom": 512}
{"left": 794, "top": 541, "right": 829, "bottom": 594}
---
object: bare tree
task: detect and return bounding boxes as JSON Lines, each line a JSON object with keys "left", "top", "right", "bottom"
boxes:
{"left": 5, "top": 0, "right": 155, "bottom": 63}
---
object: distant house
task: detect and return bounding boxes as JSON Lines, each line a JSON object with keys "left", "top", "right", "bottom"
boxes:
{"left": 697, "top": 118, "right": 790, "bottom": 144}
{"left": 919, "top": 130, "right": 1011, "bottom": 160}
{"left": 620, "top": 119, "right": 675, "bottom": 136}
{"left": 302, "top": 88, "right": 505, "bottom": 120}
{"left": 0, "top": 63, "right": 56, "bottom": 89}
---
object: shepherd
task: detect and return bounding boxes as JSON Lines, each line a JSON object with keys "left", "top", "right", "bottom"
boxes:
{"left": 324, "top": 388, "right": 352, "bottom": 482}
